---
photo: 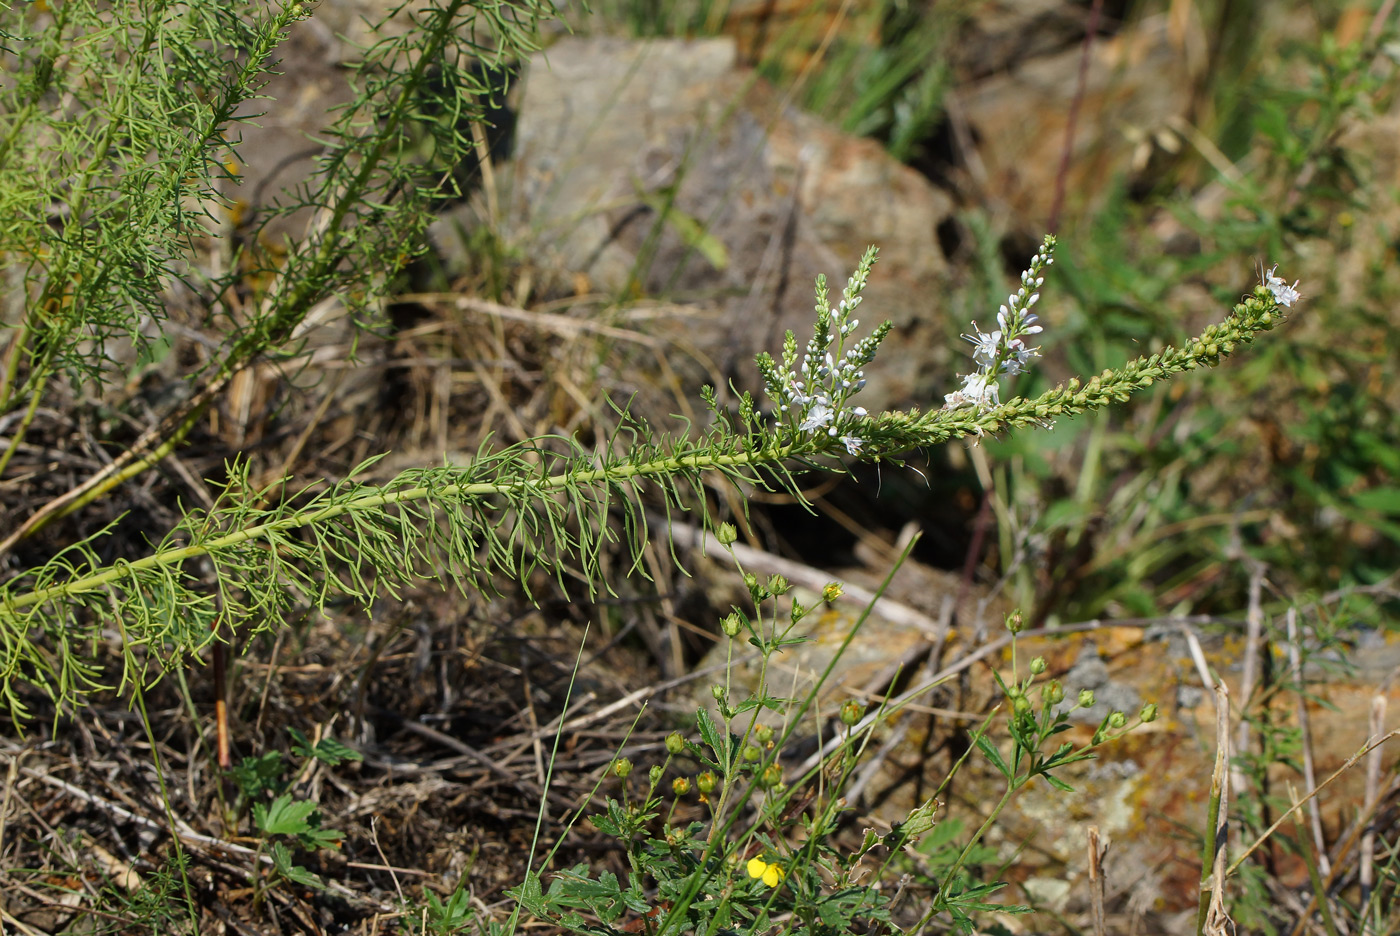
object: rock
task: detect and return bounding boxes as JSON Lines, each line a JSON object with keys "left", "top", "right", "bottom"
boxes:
{"left": 437, "top": 35, "right": 957, "bottom": 413}
{"left": 955, "top": 11, "right": 1202, "bottom": 224}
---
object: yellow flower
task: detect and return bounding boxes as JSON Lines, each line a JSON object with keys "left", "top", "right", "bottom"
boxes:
{"left": 746, "top": 857, "right": 786, "bottom": 888}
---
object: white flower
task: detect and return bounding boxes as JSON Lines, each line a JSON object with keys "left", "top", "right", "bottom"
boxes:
{"left": 963, "top": 324, "right": 1001, "bottom": 369}
{"left": 944, "top": 372, "right": 999, "bottom": 409}
{"left": 840, "top": 435, "right": 863, "bottom": 456}
{"left": 799, "top": 402, "right": 834, "bottom": 433}
{"left": 1262, "top": 264, "right": 1302, "bottom": 307}
{"left": 1000, "top": 337, "right": 1040, "bottom": 375}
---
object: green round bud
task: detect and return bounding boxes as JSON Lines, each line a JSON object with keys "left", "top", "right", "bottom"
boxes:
{"left": 672, "top": 777, "right": 691, "bottom": 796}
{"left": 743, "top": 744, "right": 761, "bottom": 763}
{"left": 1078, "top": 689, "right": 1096, "bottom": 708}
{"left": 743, "top": 572, "right": 759, "bottom": 591}
{"left": 711, "top": 684, "right": 727, "bottom": 701}
{"left": 755, "top": 724, "right": 774, "bottom": 744}
{"left": 716, "top": 522, "right": 738, "bottom": 546}
{"left": 649, "top": 764, "right": 665, "bottom": 786}
{"left": 612, "top": 757, "right": 633, "bottom": 779}
{"left": 721, "top": 612, "right": 744, "bottom": 637}
{"left": 1108, "top": 711, "right": 1127, "bottom": 730}
{"left": 1006, "top": 610, "right": 1025, "bottom": 634}
{"left": 1029, "top": 656, "right": 1047, "bottom": 675}
{"left": 1140, "top": 702, "right": 1159, "bottom": 724}
{"left": 1013, "top": 695, "right": 1032, "bottom": 718}
{"left": 821, "top": 582, "right": 843, "bottom": 603}
{"left": 666, "top": 732, "right": 686, "bottom": 755}
{"left": 839, "top": 699, "right": 863, "bottom": 727}
{"left": 767, "top": 574, "right": 790, "bottom": 596}
{"left": 1045, "top": 680, "right": 1065, "bottom": 705}
{"left": 697, "top": 771, "right": 717, "bottom": 794}
{"left": 756, "top": 764, "right": 783, "bottom": 789}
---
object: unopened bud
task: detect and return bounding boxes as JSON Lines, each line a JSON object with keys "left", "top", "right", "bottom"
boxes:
{"left": 672, "top": 777, "right": 691, "bottom": 796}
{"left": 757, "top": 764, "right": 783, "bottom": 789}
{"left": 612, "top": 757, "right": 633, "bottom": 779}
{"left": 838, "top": 699, "right": 862, "bottom": 727}
{"left": 649, "top": 765, "right": 665, "bottom": 787}
{"left": 743, "top": 744, "right": 761, "bottom": 763}
{"left": 721, "top": 612, "right": 744, "bottom": 637}
{"left": 1006, "top": 610, "right": 1025, "bottom": 634}
{"left": 1108, "top": 711, "right": 1127, "bottom": 730}
{"left": 1140, "top": 702, "right": 1159, "bottom": 724}
{"left": 716, "top": 522, "right": 738, "bottom": 545}
{"left": 822, "top": 582, "right": 844, "bottom": 603}
{"left": 666, "top": 732, "right": 686, "bottom": 755}
{"left": 697, "top": 771, "right": 717, "bottom": 794}
{"left": 755, "top": 724, "right": 774, "bottom": 744}
{"left": 711, "top": 684, "right": 727, "bottom": 701}
{"left": 1013, "top": 695, "right": 1032, "bottom": 718}
{"left": 1045, "top": 680, "right": 1064, "bottom": 705}
{"left": 767, "top": 574, "right": 790, "bottom": 596}
{"left": 1078, "top": 689, "right": 1096, "bottom": 708}
{"left": 1029, "top": 656, "right": 1046, "bottom": 675}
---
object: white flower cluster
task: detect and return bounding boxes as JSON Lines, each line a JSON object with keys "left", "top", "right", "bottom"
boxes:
{"left": 944, "top": 235, "right": 1055, "bottom": 410}
{"left": 1262, "top": 264, "right": 1301, "bottom": 307}
{"left": 764, "top": 247, "right": 886, "bottom": 456}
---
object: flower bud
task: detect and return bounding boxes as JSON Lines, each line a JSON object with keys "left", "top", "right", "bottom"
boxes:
{"left": 1078, "top": 689, "right": 1096, "bottom": 708}
{"left": 1139, "top": 702, "right": 1159, "bottom": 724}
{"left": 755, "top": 724, "right": 774, "bottom": 744}
{"left": 1006, "top": 610, "right": 1025, "bottom": 634}
{"left": 1044, "top": 680, "right": 1065, "bottom": 705}
{"left": 840, "top": 699, "right": 863, "bottom": 726}
{"left": 1029, "top": 656, "right": 1046, "bottom": 675}
{"left": 721, "top": 612, "right": 744, "bottom": 638}
{"left": 756, "top": 764, "right": 783, "bottom": 789}
{"left": 649, "top": 764, "right": 665, "bottom": 787}
{"left": 696, "top": 771, "right": 717, "bottom": 794}
{"left": 666, "top": 732, "right": 686, "bottom": 755}
{"left": 715, "top": 522, "right": 738, "bottom": 546}
{"left": 743, "top": 572, "right": 759, "bottom": 591}
{"left": 672, "top": 777, "right": 691, "bottom": 796}
{"left": 743, "top": 744, "right": 761, "bottom": 763}
{"left": 822, "top": 582, "right": 844, "bottom": 603}
{"left": 612, "top": 757, "right": 633, "bottom": 779}
{"left": 1108, "top": 711, "right": 1127, "bottom": 730}
{"left": 1013, "top": 695, "right": 1032, "bottom": 718}
{"left": 767, "top": 574, "right": 790, "bottom": 596}
{"left": 711, "top": 684, "right": 727, "bottom": 701}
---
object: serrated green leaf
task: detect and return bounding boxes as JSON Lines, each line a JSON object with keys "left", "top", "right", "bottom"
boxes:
{"left": 254, "top": 793, "right": 317, "bottom": 837}
{"left": 270, "top": 842, "right": 325, "bottom": 891}
{"left": 697, "top": 709, "right": 729, "bottom": 768}
{"left": 975, "top": 735, "right": 1010, "bottom": 779}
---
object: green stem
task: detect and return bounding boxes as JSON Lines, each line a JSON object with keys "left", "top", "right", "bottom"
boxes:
{"left": 0, "top": 373, "right": 46, "bottom": 480}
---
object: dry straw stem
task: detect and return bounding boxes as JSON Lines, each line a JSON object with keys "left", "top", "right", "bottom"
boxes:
{"left": 1359, "top": 695, "right": 1386, "bottom": 924}
{"left": 1087, "top": 826, "right": 1108, "bottom": 936}
{"left": 1287, "top": 606, "right": 1330, "bottom": 877}
{"left": 1198, "top": 682, "right": 1233, "bottom": 936}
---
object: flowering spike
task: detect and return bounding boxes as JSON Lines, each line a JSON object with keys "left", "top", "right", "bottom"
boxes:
{"left": 945, "top": 235, "right": 1055, "bottom": 410}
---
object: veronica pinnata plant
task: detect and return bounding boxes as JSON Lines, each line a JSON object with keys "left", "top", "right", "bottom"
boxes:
{"left": 0, "top": 230, "right": 1297, "bottom": 720}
